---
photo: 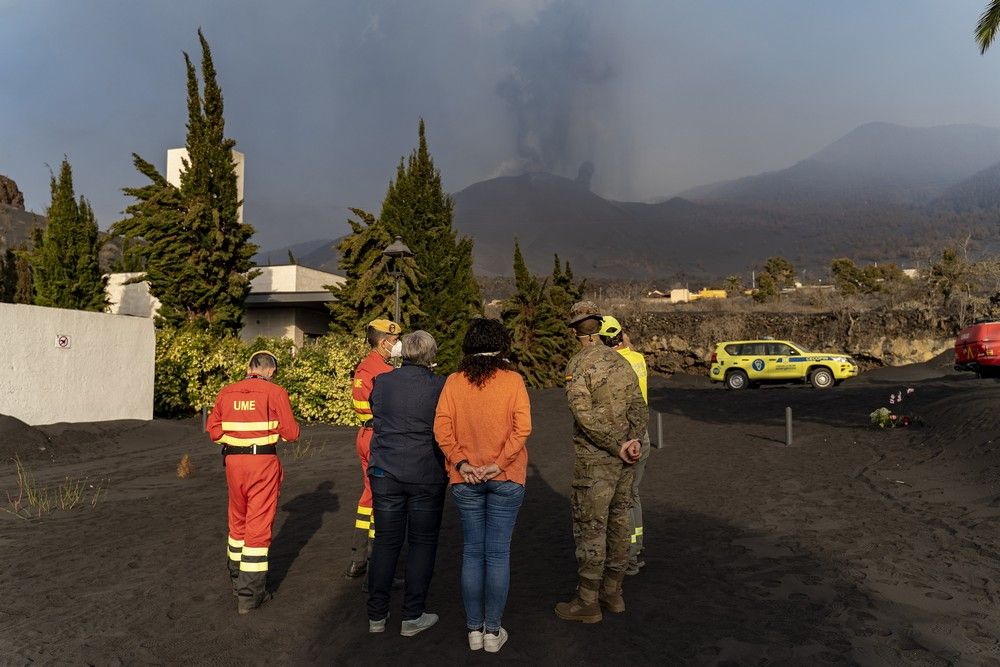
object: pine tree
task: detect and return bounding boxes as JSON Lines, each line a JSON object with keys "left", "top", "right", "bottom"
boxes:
{"left": 502, "top": 241, "right": 569, "bottom": 388}
{"left": 28, "top": 159, "right": 107, "bottom": 311}
{"left": 377, "top": 119, "right": 480, "bottom": 369}
{"left": 327, "top": 208, "right": 422, "bottom": 335}
{"left": 113, "top": 29, "right": 255, "bottom": 333}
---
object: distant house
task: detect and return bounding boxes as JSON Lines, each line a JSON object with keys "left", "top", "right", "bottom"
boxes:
{"left": 105, "top": 264, "right": 346, "bottom": 347}
{"left": 243, "top": 265, "right": 344, "bottom": 346}
{"left": 663, "top": 288, "right": 728, "bottom": 304}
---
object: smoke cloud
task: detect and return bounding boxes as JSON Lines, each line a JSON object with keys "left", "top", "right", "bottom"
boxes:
{"left": 495, "top": 1, "right": 613, "bottom": 177}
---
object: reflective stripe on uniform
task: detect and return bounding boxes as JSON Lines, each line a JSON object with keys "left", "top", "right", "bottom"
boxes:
{"left": 630, "top": 525, "right": 644, "bottom": 544}
{"left": 352, "top": 400, "right": 371, "bottom": 411}
{"left": 239, "top": 560, "right": 268, "bottom": 572}
{"left": 355, "top": 504, "right": 375, "bottom": 536}
{"left": 221, "top": 420, "right": 278, "bottom": 431}
{"left": 217, "top": 433, "right": 280, "bottom": 447}
{"left": 227, "top": 536, "right": 244, "bottom": 562}
{"left": 239, "top": 546, "right": 269, "bottom": 572}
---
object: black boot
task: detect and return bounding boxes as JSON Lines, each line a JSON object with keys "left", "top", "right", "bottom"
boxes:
{"left": 345, "top": 530, "right": 370, "bottom": 578}
{"left": 236, "top": 571, "right": 271, "bottom": 615}
{"left": 227, "top": 558, "right": 240, "bottom": 597}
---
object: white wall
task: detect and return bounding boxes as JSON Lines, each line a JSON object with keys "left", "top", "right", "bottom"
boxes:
{"left": 241, "top": 307, "right": 299, "bottom": 345}
{"left": 250, "top": 265, "right": 345, "bottom": 293}
{"left": 0, "top": 304, "right": 154, "bottom": 425}
{"left": 106, "top": 272, "right": 161, "bottom": 317}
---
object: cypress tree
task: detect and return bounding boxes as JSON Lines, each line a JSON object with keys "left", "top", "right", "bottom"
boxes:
{"left": 0, "top": 248, "right": 16, "bottom": 302}
{"left": 327, "top": 208, "right": 422, "bottom": 335}
{"left": 113, "top": 29, "right": 255, "bottom": 333}
{"left": 378, "top": 120, "right": 481, "bottom": 369}
{"left": 28, "top": 159, "right": 107, "bottom": 311}
{"left": 13, "top": 246, "right": 34, "bottom": 304}
{"left": 547, "top": 253, "right": 586, "bottom": 373}
{"left": 502, "top": 240, "right": 568, "bottom": 388}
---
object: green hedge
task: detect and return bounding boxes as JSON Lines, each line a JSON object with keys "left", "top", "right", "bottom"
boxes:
{"left": 155, "top": 328, "right": 368, "bottom": 424}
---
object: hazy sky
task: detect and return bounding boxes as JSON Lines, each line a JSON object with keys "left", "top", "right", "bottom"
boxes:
{"left": 4, "top": 0, "right": 1000, "bottom": 249}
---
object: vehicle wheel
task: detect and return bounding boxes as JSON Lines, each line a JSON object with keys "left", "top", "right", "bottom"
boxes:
{"left": 725, "top": 369, "right": 749, "bottom": 390}
{"left": 810, "top": 367, "right": 834, "bottom": 389}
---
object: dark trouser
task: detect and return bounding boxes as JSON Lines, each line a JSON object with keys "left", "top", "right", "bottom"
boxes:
{"left": 628, "top": 439, "right": 651, "bottom": 563}
{"left": 367, "top": 474, "right": 446, "bottom": 621}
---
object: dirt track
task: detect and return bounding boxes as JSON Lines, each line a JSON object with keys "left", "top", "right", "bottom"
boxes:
{"left": 2, "top": 356, "right": 1000, "bottom": 665}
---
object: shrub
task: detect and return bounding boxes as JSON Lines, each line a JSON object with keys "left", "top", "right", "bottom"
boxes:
{"left": 155, "top": 328, "right": 367, "bottom": 424}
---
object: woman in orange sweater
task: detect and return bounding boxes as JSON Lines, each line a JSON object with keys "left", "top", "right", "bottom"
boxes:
{"left": 433, "top": 318, "right": 531, "bottom": 654}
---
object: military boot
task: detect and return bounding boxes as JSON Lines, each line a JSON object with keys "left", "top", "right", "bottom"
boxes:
{"left": 598, "top": 572, "right": 626, "bottom": 614}
{"left": 554, "top": 578, "right": 602, "bottom": 623}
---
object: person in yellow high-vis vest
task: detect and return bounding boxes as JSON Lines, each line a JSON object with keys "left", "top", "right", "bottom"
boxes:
{"left": 598, "top": 316, "right": 650, "bottom": 575}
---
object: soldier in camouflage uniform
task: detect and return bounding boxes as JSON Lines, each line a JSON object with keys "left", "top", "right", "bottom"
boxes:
{"left": 555, "top": 302, "right": 648, "bottom": 623}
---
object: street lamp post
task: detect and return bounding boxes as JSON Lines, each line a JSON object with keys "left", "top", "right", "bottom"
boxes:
{"left": 382, "top": 235, "right": 414, "bottom": 323}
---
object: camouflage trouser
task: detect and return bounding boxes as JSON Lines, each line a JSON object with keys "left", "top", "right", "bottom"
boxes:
{"left": 571, "top": 458, "right": 635, "bottom": 583}
{"left": 628, "top": 437, "right": 652, "bottom": 562}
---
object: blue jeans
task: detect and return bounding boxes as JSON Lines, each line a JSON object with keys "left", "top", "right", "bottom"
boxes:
{"left": 367, "top": 473, "right": 446, "bottom": 621}
{"left": 451, "top": 480, "right": 525, "bottom": 632}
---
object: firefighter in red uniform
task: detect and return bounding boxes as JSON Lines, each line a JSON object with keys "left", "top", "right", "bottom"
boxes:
{"left": 345, "top": 318, "right": 402, "bottom": 579}
{"left": 206, "top": 350, "right": 300, "bottom": 615}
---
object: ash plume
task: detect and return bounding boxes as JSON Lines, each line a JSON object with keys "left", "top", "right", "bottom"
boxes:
{"left": 495, "top": 1, "right": 613, "bottom": 176}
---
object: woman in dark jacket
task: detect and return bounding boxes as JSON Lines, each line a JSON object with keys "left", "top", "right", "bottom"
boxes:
{"left": 366, "top": 330, "right": 447, "bottom": 637}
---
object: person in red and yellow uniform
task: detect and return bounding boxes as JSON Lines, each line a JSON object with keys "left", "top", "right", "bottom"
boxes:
{"left": 345, "top": 318, "right": 402, "bottom": 579}
{"left": 206, "top": 350, "right": 300, "bottom": 615}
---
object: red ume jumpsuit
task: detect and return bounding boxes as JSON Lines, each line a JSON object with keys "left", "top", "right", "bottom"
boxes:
{"left": 207, "top": 374, "right": 299, "bottom": 596}
{"left": 351, "top": 349, "right": 393, "bottom": 540}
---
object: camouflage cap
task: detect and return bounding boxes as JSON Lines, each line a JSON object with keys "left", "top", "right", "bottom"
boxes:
{"left": 566, "top": 300, "right": 602, "bottom": 326}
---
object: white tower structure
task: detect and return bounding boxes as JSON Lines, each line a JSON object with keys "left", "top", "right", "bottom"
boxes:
{"left": 166, "top": 148, "right": 245, "bottom": 223}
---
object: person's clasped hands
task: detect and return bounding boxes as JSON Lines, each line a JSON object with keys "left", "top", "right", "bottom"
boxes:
{"left": 457, "top": 460, "right": 502, "bottom": 484}
{"left": 618, "top": 439, "right": 642, "bottom": 464}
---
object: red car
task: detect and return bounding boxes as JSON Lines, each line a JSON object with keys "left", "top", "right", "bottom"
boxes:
{"left": 955, "top": 321, "right": 1000, "bottom": 376}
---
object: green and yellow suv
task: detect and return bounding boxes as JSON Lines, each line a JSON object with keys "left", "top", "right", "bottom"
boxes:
{"left": 709, "top": 339, "right": 858, "bottom": 390}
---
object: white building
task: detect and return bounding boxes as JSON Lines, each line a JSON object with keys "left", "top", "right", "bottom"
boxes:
{"left": 243, "top": 265, "right": 345, "bottom": 347}
{"left": 105, "top": 265, "right": 346, "bottom": 348}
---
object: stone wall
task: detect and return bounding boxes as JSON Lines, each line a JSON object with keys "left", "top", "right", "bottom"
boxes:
{"left": 623, "top": 310, "right": 954, "bottom": 375}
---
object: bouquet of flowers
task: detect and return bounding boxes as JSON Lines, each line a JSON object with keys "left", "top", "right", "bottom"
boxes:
{"left": 869, "top": 388, "right": 916, "bottom": 429}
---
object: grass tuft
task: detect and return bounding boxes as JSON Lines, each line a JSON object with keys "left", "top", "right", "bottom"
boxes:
{"left": 177, "top": 453, "right": 194, "bottom": 479}
{"left": 3, "top": 456, "right": 109, "bottom": 519}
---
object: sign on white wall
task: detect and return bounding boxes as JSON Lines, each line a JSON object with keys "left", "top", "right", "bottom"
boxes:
{"left": 55, "top": 334, "right": 72, "bottom": 349}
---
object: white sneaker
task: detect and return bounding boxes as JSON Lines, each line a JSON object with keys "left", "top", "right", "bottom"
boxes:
{"left": 369, "top": 613, "right": 388, "bottom": 633}
{"left": 483, "top": 627, "right": 508, "bottom": 653}
{"left": 468, "top": 629, "right": 484, "bottom": 650}
{"left": 400, "top": 612, "right": 439, "bottom": 637}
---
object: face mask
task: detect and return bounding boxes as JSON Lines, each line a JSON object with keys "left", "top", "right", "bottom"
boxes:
{"left": 390, "top": 340, "right": 403, "bottom": 358}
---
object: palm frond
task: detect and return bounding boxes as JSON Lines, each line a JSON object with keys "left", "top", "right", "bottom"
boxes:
{"left": 976, "top": 0, "right": 1000, "bottom": 54}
